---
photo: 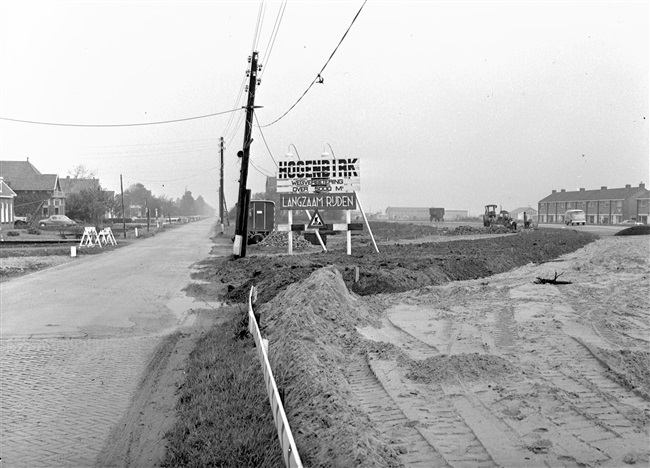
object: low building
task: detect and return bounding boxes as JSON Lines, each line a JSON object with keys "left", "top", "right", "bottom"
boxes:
{"left": 385, "top": 207, "right": 430, "bottom": 221}
{"left": 538, "top": 183, "right": 649, "bottom": 224}
{"left": 444, "top": 210, "right": 469, "bottom": 220}
{"left": 509, "top": 207, "right": 538, "bottom": 222}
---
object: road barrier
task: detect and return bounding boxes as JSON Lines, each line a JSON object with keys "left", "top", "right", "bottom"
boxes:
{"left": 248, "top": 287, "right": 303, "bottom": 468}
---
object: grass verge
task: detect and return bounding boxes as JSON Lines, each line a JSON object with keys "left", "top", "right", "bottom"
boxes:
{"left": 162, "top": 306, "right": 284, "bottom": 468}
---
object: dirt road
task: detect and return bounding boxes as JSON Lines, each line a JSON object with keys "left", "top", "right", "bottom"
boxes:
{"left": 0, "top": 219, "right": 218, "bottom": 467}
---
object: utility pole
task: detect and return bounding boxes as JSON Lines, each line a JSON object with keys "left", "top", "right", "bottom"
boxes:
{"left": 120, "top": 174, "right": 126, "bottom": 239}
{"left": 233, "top": 50, "right": 260, "bottom": 258}
{"left": 219, "top": 136, "right": 225, "bottom": 234}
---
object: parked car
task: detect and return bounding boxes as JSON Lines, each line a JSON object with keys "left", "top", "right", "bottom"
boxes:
{"left": 13, "top": 217, "right": 29, "bottom": 227}
{"left": 39, "top": 215, "right": 77, "bottom": 227}
{"left": 620, "top": 220, "right": 643, "bottom": 225}
{"left": 564, "top": 209, "right": 586, "bottom": 226}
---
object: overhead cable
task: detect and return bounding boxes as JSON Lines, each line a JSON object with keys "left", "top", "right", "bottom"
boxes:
{"left": 0, "top": 108, "right": 241, "bottom": 128}
{"left": 259, "top": 0, "right": 367, "bottom": 128}
{"left": 259, "top": 0, "right": 287, "bottom": 79}
{"left": 253, "top": 112, "right": 278, "bottom": 168}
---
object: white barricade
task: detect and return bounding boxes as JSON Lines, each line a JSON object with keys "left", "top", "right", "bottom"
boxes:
{"left": 97, "top": 227, "right": 117, "bottom": 246}
{"left": 248, "top": 287, "right": 303, "bottom": 468}
{"left": 79, "top": 227, "right": 101, "bottom": 248}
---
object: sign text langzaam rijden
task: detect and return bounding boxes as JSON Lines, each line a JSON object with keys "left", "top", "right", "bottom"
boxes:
{"left": 280, "top": 193, "right": 357, "bottom": 211}
{"left": 276, "top": 158, "right": 360, "bottom": 193}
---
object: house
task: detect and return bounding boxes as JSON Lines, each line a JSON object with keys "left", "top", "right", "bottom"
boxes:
{"left": 0, "top": 159, "right": 66, "bottom": 220}
{"left": 538, "top": 183, "right": 649, "bottom": 224}
{"left": 0, "top": 177, "right": 17, "bottom": 228}
{"left": 509, "top": 206, "right": 538, "bottom": 222}
{"left": 60, "top": 176, "right": 116, "bottom": 218}
{"left": 60, "top": 176, "right": 100, "bottom": 194}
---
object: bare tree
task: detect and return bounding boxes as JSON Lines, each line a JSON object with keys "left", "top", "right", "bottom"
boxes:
{"left": 67, "top": 164, "right": 97, "bottom": 179}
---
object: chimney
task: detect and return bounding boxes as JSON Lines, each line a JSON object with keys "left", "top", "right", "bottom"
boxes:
{"left": 560, "top": 189, "right": 566, "bottom": 193}
{"left": 579, "top": 188, "right": 585, "bottom": 191}
{"left": 625, "top": 184, "right": 631, "bottom": 188}
{"left": 640, "top": 182, "right": 646, "bottom": 189}
{"left": 601, "top": 186, "right": 607, "bottom": 190}
{"left": 552, "top": 189, "right": 556, "bottom": 194}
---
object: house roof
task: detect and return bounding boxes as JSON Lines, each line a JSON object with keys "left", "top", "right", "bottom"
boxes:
{"left": 539, "top": 184, "right": 649, "bottom": 203}
{"left": 0, "top": 160, "right": 61, "bottom": 192}
{"left": 0, "top": 179, "right": 17, "bottom": 198}
{"left": 60, "top": 177, "right": 100, "bottom": 193}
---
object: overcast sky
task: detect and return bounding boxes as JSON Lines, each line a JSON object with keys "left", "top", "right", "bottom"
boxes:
{"left": 1, "top": 1, "right": 647, "bottom": 215}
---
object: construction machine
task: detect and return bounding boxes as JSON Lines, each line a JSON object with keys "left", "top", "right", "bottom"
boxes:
{"left": 483, "top": 204, "right": 517, "bottom": 230}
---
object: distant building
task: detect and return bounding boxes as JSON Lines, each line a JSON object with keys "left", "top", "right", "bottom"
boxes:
{"left": 538, "top": 183, "right": 649, "bottom": 224}
{"left": 385, "top": 207, "right": 469, "bottom": 221}
{"left": 60, "top": 176, "right": 100, "bottom": 194}
{"left": 60, "top": 176, "right": 116, "bottom": 218}
{"left": 509, "top": 206, "right": 538, "bottom": 222}
{"left": 385, "top": 207, "right": 429, "bottom": 221}
{"left": 444, "top": 210, "right": 469, "bottom": 220}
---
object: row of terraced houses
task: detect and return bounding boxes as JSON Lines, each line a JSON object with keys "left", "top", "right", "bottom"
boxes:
{"left": 538, "top": 183, "right": 649, "bottom": 225}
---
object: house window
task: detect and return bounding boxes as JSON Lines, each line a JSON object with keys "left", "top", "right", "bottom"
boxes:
{"left": 54, "top": 207, "right": 60, "bottom": 215}
{"left": 43, "top": 206, "right": 49, "bottom": 216}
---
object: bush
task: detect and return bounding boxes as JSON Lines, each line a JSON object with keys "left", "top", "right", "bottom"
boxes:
{"left": 7, "top": 231, "right": 20, "bottom": 236}
{"left": 27, "top": 227, "right": 41, "bottom": 235}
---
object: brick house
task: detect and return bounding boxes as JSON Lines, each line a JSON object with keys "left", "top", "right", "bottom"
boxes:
{"left": 0, "top": 159, "right": 66, "bottom": 220}
{"left": 538, "top": 183, "right": 649, "bottom": 225}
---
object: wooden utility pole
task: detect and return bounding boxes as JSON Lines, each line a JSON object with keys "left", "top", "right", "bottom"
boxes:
{"left": 233, "top": 51, "right": 260, "bottom": 258}
{"left": 219, "top": 136, "right": 225, "bottom": 234}
{"left": 120, "top": 174, "right": 126, "bottom": 239}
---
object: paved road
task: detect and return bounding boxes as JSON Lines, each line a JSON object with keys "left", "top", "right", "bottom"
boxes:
{"left": 1, "top": 219, "right": 218, "bottom": 467}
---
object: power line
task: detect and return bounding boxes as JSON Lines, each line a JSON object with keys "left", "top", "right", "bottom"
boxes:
{"left": 0, "top": 108, "right": 240, "bottom": 128}
{"left": 259, "top": 0, "right": 368, "bottom": 128}
{"left": 253, "top": 112, "right": 278, "bottom": 168}
{"left": 259, "top": 0, "right": 287, "bottom": 80}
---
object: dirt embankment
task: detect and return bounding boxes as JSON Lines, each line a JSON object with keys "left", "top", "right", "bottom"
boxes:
{"left": 194, "top": 229, "right": 597, "bottom": 304}
{"left": 250, "top": 234, "right": 650, "bottom": 467}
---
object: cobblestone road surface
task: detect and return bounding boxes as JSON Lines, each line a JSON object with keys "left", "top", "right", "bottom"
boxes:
{"left": 1, "top": 336, "right": 159, "bottom": 467}
{"left": 1, "top": 220, "right": 215, "bottom": 467}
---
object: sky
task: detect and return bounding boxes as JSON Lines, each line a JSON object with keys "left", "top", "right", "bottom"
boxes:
{"left": 1, "top": 0, "right": 648, "bottom": 216}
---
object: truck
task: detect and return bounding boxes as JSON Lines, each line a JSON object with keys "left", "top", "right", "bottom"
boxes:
{"left": 429, "top": 207, "right": 445, "bottom": 222}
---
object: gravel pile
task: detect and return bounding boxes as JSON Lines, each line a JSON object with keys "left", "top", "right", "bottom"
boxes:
{"left": 258, "top": 231, "right": 314, "bottom": 250}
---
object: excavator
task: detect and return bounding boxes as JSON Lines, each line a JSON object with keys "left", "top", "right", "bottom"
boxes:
{"left": 483, "top": 204, "right": 517, "bottom": 230}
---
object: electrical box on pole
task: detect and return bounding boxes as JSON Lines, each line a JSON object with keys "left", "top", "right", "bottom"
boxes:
{"left": 233, "top": 51, "right": 261, "bottom": 258}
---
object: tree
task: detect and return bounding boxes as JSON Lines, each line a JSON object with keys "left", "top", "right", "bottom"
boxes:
{"left": 179, "top": 190, "right": 196, "bottom": 216}
{"left": 66, "top": 186, "right": 116, "bottom": 224}
{"left": 67, "top": 164, "right": 97, "bottom": 179}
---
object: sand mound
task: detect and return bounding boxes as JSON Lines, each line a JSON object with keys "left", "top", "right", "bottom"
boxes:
{"left": 260, "top": 266, "right": 399, "bottom": 468}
